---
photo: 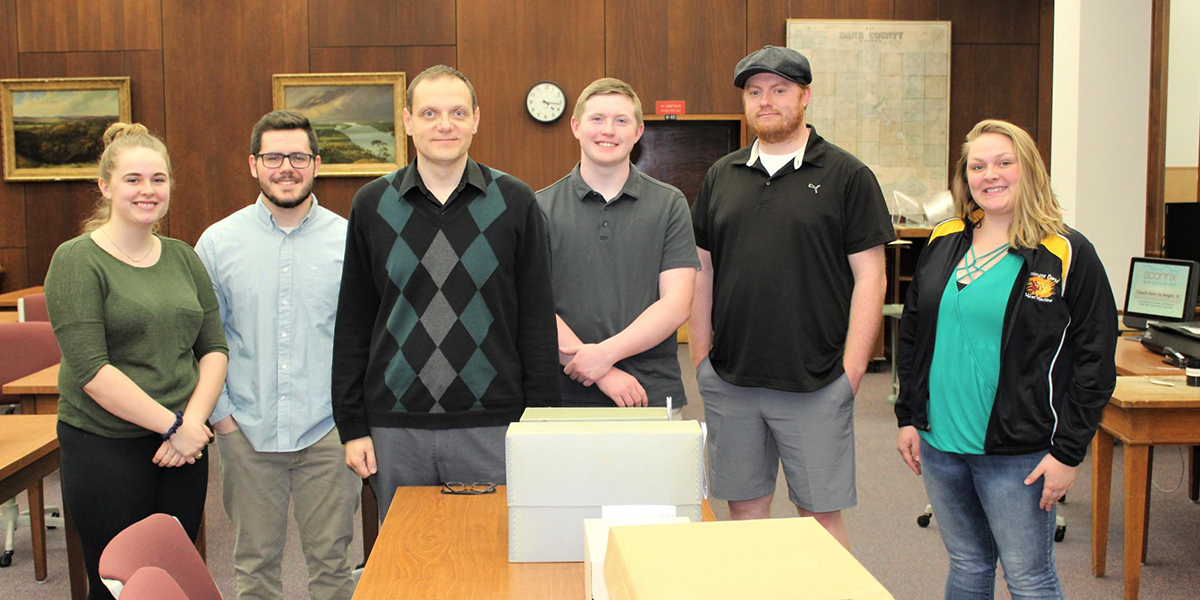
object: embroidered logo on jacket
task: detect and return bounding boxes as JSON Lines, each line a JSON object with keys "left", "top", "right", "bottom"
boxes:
{"left": 1025, "top": 273, "right": 1059, "bottom": 302}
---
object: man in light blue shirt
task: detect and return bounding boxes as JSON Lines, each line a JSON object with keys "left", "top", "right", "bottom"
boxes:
{"left": 197, "top": 111, "right": 360, "bottom": 600}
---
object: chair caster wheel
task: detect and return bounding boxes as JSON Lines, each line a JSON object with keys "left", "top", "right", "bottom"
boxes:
{"left": 1054, "top": 525, "right": 1066, "bottom": 542}
{"left": 917, "top": 513, "right": 932, "bottom": 528}
{"left": 0, "top": 550, "right": 13, "bottom": 567}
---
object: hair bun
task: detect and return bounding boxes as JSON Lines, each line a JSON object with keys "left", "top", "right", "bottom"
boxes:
{"left": 102, "top": 122, "right": 150, "bottom": 147}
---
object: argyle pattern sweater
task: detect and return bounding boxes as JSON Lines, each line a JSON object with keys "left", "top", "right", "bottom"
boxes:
{"left": 332, "top": 160, "right": 560, "bottom": 441}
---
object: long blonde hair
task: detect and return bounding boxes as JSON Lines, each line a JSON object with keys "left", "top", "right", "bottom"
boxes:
{"left": 950, "top": 119, "right": 1065, "bottom": 249}
{"left": 82, "top": 123, "right": 172, "bottom": 233}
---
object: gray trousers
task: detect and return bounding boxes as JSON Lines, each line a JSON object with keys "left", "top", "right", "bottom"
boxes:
{"left": 368, "top": 425, "right": 508, "bottom": 522}
{"left": 216, "top": 426, "right": 361, "bottom": 600}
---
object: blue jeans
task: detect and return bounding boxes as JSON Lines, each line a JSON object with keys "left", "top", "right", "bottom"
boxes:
{"left": 920, "top": 440, "right": 1063, "bottom": 599}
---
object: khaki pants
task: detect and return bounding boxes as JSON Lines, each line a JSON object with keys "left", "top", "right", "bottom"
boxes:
{"left": 216, "top": 426, "right": 361, "bottom": 600}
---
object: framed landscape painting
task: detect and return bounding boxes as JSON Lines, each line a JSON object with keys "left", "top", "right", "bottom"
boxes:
{"left": 272, "top": 72, "right": 406, "bottom": 177}
{"left": 1, "top": 77, "right": 131, "bottom": 181}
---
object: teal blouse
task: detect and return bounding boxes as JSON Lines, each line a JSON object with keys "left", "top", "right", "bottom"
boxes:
{"left": 921, "top": 252, "right": 1024, "bottom": 454}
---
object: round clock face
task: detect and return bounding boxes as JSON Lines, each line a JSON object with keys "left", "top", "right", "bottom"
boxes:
{"left": 526, "top": 81, "right": 566, "bottom": 123}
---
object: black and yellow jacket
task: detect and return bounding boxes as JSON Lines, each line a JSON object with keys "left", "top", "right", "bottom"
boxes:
{"left": 895, "top": 217, "right": 1118, "bottom": 467}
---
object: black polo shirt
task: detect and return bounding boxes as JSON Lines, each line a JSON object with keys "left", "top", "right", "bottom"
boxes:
{"left": 537, "top": 163, "right": 700, "bottom": 407}
{"left": 692, "top": 126, "right": 895, "bottom": 392}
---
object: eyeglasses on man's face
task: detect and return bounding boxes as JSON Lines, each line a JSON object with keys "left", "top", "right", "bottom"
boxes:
{"left": 255, "top": 152, "right": 315, "bottom": 169}
{"left": 440, "top": 481, "right": 497, "bottom": 495}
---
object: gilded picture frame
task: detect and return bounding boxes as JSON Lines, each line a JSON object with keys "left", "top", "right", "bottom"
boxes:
{"left": 272, "top": 72, "right": 407, "bottom": 177}
{"left": 1, "top": 77, "right": 132, "bottom": 182}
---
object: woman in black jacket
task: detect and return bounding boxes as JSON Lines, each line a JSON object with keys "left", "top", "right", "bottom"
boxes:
{"left": 895, "top": 119, "right": 1117, "bottom": 599}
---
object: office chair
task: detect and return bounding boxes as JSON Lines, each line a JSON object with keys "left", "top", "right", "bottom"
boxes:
{"left": 118, "top": 566, "right": 193, "bottom": 600}
{"left": 16, "top": 294, "right": 48, "bottom": 323}
{"left": 0, "top": 321, "right": 63, "bottom": 568}
{"left": 99, "top": 513, "right": 221, "bottom": 600}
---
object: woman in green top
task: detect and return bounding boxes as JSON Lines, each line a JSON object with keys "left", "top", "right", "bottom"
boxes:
{"left": 44, "top": 123, "right": 229, "bottom": 600}
{"left": 895, "top": 120, "right": 1117, "bottom": 599}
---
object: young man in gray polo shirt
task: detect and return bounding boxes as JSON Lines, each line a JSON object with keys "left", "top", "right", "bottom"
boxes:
{"left": 537, "top": 78, "right": 699, "bottom": 417}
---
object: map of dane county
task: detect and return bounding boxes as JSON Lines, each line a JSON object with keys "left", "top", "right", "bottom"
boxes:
{"left": 787, "top": 20, "right": 951, "bottom": 203}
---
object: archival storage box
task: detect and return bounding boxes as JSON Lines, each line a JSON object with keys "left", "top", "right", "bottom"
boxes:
{"left": 604, "top": 517, "right": 894, "bottom": 600}
{"left": 505, "top": 420, "right": 704, "bottom": 562}
{"left": 583, "top": 517, "right": 689, "bottom": 600}
{"left": 519, "top": 407, "right": 670, "bottom": 422}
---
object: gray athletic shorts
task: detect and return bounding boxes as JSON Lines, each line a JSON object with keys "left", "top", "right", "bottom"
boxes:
{"left": 368, "top": 425, "right": 508, "bottom": 521}
{"left": 697, "top": 357, "right": 857, "bottom": 513}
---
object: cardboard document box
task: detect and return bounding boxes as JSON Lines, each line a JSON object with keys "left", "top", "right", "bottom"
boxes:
{"left": 506, "top": 420, "right": 704, "bottom": 563}
{"left": 520, "top": 407, "right": 669, "bottom": 422}
{"left": 604, "top": 517, "right": 894, "bottom": 600}
{"left": 583, "top": 517, "right": 689, "bottom": 600}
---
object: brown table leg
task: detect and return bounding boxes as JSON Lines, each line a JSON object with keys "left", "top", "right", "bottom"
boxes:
{"left": 1141, "top": 447, "right": 1153, "bottom": 563}
{"left": 362, "top": 478, "right": 378, "bottom": 562}
{"left": 1123, "top": 444, "right": 1151, "bottom": 600}
{"left": 1092, "top": 429, "right": 1114, "bottom": 577}
{"left": 1189, "top": 446, "right": 1199, "bottom": 502}
{"left": 28, "top": 481, "right": 46, "bottom": 581}
{"left": 64, "top": 508, "right": 85, "bottom": 600}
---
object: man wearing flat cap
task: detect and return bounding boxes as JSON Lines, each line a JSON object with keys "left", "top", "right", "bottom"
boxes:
{"left": 689, "top": 45, "right": 894, "bottom": 548}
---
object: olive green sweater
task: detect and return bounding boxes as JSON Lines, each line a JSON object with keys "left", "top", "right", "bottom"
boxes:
{"left": 44, "top": 234, "right": 228, "bottom": 438}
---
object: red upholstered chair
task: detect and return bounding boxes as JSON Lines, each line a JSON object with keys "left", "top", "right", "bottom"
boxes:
{"left": 0, "top": 321, "right": 63, "bottom": 568}
{"left": 118, "top": 566, "right": 193, "bottom": 600}
{"left": 0, "top": 321, "right": 60, "bottom": 408}
{"left": 99, "top": 514, "right": 220, "bottom": 600}
{"left": 17, "top": 293, "right": 48, "bottom": 322}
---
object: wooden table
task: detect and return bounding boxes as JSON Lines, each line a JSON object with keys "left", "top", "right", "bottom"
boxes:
{"left": 1114, "top": 337, "right": 1198, "bottom": 501}
{"left": 0, "top": 286, "right": 43, "bottom": 309}
{"left": 1, "top": 362, "right": 213, "bottom": 565}
{"left": 1091, "top": 376, "right": 1200, "bottom": 600}
{"left": 0, "top": 311, "right": 17, "bottom": 323}
{"left": 2, "top": 363, "right": 60, "bottom": 415}
{"left": 0, "top": 415, "right": 85, "bottom": 599}
{"left": 353, "top": 486, "right": 716, "bottom": 599}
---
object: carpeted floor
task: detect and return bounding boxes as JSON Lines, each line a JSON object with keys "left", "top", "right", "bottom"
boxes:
{"left": 3, "top": 347, "right": 1199, "bottom": 599}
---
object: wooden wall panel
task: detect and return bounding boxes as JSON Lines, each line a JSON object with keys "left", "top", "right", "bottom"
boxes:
{"left": 0, "top": 249, "right": 28, "bottom": 291}
{"left": 790, "top": 0, "right": 893, "bottom": 19}
{"left": 16, "top": 0, "right": 162, "bottom": 52}
{"left": 746, "top": 0, "right": 788, "bottom": 50}
{"left": 668, "top": 0, "right": 746, "bottom": 114}
{"left": 0, "top": 0, "right": 24, "bottom": 280}
{"left": 309, "top": 0, "right": 455, "bottom": 47}
{"left": 0, "top": 0, "right": 16, "bottom": 75}
{"left": 1036, "top": 0, "right": 1053, "bottom": 166}
{"left": 309, "top": 45, "right": 457, "bottom": 74}
{"left": 24, "top": 183, "right": 96, "bottom": 285}
{"left": 458, "top": 0, "right": 604, "bottom": 190}
{"left": 161, "top": 0, "right": 308, "bottom": 244}
{"left": 607, "top": 0, "right": 744, "bottom": 115}
{"left": 606, "top": 0, "right": 669, "bottom": 106}
{"left": 940, "top": 0, "right": 1039, "bottom": 45}
{"left": 0, "top": 179, "right": 24, "bottom": 248}
{"left": 948, "top": 44, "right": 1040, "bottom": 165}
{"left": 894, "top": 0, "right": 938, "bottom": 21}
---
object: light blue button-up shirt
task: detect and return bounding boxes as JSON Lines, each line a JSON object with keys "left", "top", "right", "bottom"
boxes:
{"left": 196, "top": 196, "right": 347, "bottom": 452}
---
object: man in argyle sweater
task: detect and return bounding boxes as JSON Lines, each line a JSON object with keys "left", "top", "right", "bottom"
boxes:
{"left": 332, "top": 65, "right": 560, "bottom": 519}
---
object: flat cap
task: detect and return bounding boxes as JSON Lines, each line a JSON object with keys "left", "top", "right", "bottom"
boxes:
{"left": 733, "top": 45, "right": 812, "bottom": 88}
